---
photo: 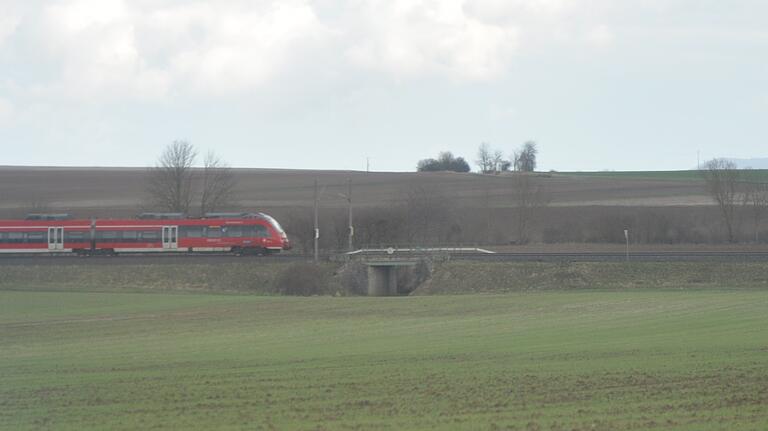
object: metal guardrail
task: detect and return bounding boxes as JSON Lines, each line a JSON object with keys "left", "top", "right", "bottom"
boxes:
{"left": 345, "top": 247, "right": 496, "bottom": 255}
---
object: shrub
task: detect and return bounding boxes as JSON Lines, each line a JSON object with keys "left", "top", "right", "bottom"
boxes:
{"left": 275, "top": 262, "right": 331, "bottom": 296}
{"left": 396, "top": 259, "right": 433, "bottom": 295}
{"left": 417, "top": 151, "right": 471, "bottom": 172}
{"left": 336, "top": 261, "right": 369, "bottom": 295}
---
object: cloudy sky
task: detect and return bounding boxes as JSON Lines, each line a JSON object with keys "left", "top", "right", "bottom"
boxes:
{"left": 1, "top": 0, "right": 766, "bottom": 171}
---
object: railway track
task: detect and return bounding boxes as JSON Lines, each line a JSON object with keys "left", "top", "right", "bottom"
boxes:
{"left": 3, "top": 250, "right": 768, "bottom": 265}
{"left": 0, "top": 253, "right": 309, "bottom": 266}
{"left": 448, "top": 251, "right": 768, "bottom": 262}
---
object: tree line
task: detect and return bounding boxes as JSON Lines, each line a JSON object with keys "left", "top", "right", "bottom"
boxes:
{"left": 417, "top": 141, "right": 538, "bottom": 173}
{"left": 144, "top": 139, "right": 539, "bottom": 217}
{"left": 142, "top": 140, "right": 768, "bottom": 248}
{"left": 701, "top": 158, "right": 768, "bottom": 243}
{"left": 282, "top": 179, "right": 550, "bottom": 253}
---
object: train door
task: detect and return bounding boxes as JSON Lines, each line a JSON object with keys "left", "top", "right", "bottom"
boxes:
{"left": 47, "top": 227, "right": 64, "bottom": 250}
{"left": 162, "top": 226, "right": 178, "bottom": 250}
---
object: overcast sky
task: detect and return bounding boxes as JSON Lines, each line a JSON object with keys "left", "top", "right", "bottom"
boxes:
{"left": 1, "top": 0, "right": 766, "bottom": 171}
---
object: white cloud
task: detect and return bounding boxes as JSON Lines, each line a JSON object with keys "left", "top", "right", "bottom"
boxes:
{"left": 0, "top": 15, "right": 19, "bottom": 46}
{"left": 6, "top": 0, "right": 523, "bottom": 102}
{"left": 345, "top": 1, "right": 519, "bottom": 81}
{"left": 47, "top": 0, "right": 128, "bottom": 33}
{"left": 586, "top": 25, "right": 615, "bottom": 48}
{"left": 0, "top": 97, "right": 14, "bottom": 123}
{"left": 18, "top": 0, "right": 332, "bottom": 100}
{"left": 160, "top": 1, "right": 333, "bottom": 95}
{"left": 463, "top": 0, "right": 570, "bottom": 22}
{"left": 33, "top": 0, "right": 166, "bottom": 100}
{"left": 2, "top": 0, "right": 767, "bottom": 104}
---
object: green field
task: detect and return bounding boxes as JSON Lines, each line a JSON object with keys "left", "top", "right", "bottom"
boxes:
{"left": 562, "top": 169, "right": 768, "bottom": 182}
{"left": 2, "top": 290, "right": 767, "bottom": 430}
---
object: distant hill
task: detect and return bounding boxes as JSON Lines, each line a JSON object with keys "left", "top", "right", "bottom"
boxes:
{"left": 0, "top": 166, "right": 712, "bottom": 219}
{"left": 721, "top": 158, "right": 768, "bottom": 169}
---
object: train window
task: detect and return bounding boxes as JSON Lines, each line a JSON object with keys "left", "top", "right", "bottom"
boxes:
{"left": 140, "top": 231, "right": 159, "bottom": 240}
{"left": 8, "top": 232, "right": 23, "bottom": 242}
{"left": 122, "top": 231, "right": 138, "bottom": 242}
{"left": 97, "top": 231, "right": 120, "bottom": 240}
{"left": 255, "top": 225, "right": 269, "bottom": 238}
{"left": 242, "top": 226, "right": 267, "bottom": 238}
{"left": 27, "top": 232, "right": 45, "bottom": 243}
{"left": 224, "top": 227, "right": 242, "bottom": 237}
{"left": 206, "top": 228, "right": 221, "bottom": 238}
{"left": 65, "top": 231, "right": 88, "bottom": 242}
{"left": 184, "top": 227, "right": 203, "bottom": 238}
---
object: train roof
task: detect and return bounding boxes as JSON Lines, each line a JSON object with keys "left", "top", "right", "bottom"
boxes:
{"left": 2, "top": 212, "right": 278, "bottom": 224}
{"left": 137, "top": 212, "right": 186, "bottom": 220}
{"left": 203, "top": 212, "right": 266, "bottom": 219}
{"left": 25, "top": 213, "right": 73, "bottom": 221}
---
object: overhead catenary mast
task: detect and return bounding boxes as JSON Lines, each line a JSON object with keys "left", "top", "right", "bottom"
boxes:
{"left": 313, "top": 178, "right": 320, "bottom": 263}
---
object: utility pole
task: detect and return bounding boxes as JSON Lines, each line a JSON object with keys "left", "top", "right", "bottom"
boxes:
{"left": 624, "top": 229, "right": 629, "bottom": 261}
{"left": 313, "top": 178, "right": 319, "bottom": 263}
{"left": 347, "top": 178, "right": 354, "bottom": 251}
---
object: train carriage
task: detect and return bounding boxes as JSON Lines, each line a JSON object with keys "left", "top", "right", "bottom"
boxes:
{"left": 0, "top": 213, "right": 290, "bottom": 255}
{"left": 0, "top": 216, "right": 91, "bottom": 253}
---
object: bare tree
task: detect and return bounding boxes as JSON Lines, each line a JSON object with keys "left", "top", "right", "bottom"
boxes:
{"left": 402, "top": 185, "right": 453, "bottom": 245}
{"left": 492, "top": 150, "right": 504, "bottom": 174}
{"left": 199, "top": 151, "right": 237, "bottom": 215}
{"left": 25, "top": 196, "right": 53, "bottom": 214}
{"left": 701, "top": 159, "right": 741, "bottom": 242}
{"left": 282, "top": 211, "right": 315, "bottom": 253}
{"left": 146, "top": 141, "right": 197, "bottom": 213}
{"left": 509, "top": 173, "right": 548, "bottom": 244}
{"left": 476, "top": 142, "right": 495, "bottom": 174}
{"left": 513, "top": 141, "right": 538, "bottom": 172}
{"left": 354, "top": 207, "right": 407, "bottom": 247}
{"left": 146, "top": 141, "right": 238, "bottom": 215}
{"left": 743, "top": 181, "right": 768, "bottom": 242}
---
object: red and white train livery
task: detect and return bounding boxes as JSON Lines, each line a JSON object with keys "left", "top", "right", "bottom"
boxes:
{"left": 0, "top": 213, "right": 291, "bottom": 255}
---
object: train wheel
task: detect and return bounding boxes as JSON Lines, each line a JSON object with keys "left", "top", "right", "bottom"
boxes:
{"left": 240, "top": 247, "right": 266, "bottom": 256}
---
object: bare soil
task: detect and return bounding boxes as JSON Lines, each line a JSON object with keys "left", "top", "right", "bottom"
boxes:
{"left": 0, "top": 166, "right": 709, "bottom": 217}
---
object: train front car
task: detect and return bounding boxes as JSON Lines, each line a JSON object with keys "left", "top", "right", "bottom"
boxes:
{"left": 182, "top": 212, "right": 290, "bottom": 255}
{"left": 92, "top": 214, "right": 283, "bottom": 255}
{"left": 257, "top": 212, "right": 291, "bottom": 251}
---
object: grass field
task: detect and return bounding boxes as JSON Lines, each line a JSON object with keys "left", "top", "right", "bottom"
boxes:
{"left": 562, "top": 169, "right": 768, "bottom": 182}
{"left": 2, "top": 289, "right": 767, "bottom": 430}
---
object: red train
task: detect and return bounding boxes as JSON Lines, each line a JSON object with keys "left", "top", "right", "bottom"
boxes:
{"left": 0, "top": 213, "right": 291, "bottom": 255}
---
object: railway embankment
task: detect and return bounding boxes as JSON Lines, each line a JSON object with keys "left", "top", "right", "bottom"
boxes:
{"left": 0, "top": 261, "right": 340, "bottom": 294}
{"left": 413, "top": 261, "right": 768, "bottom": 294}
{"left": 3, "top": 259, "right": 768, "bottom": 295}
